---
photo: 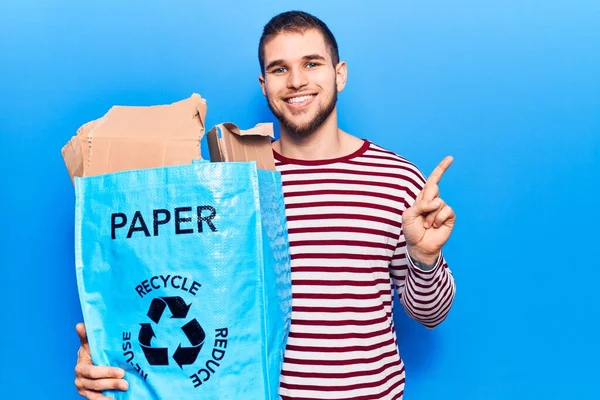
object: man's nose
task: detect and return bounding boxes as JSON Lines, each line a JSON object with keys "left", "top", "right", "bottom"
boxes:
{"left": 287, "top": 67, "right": 309, "bottom": 89}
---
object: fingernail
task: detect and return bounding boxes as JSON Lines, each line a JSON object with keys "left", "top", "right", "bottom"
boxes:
{"left": 121, "top": 381, "right": 129, "bottom": 391}
{"left": 424, "top": 222, "right": 430, "bottom": 229}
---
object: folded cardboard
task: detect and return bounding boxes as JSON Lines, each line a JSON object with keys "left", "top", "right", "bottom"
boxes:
{"left": 61, "top": 94, "right": 277, "bottom": 183}
{"left": 78, "top": 118, "right": 101, "bottom": 176}
{"left": 87, "top": 94, "right": 207, "bottom": 176}
{"left": 61, "top": 118, "right": 101, "bottom": 184}
{"left": 207, "top": 122, "right": 275, "bottom": 171}
{"left": 61, "top": 93, "right": 207, "bottom": 183}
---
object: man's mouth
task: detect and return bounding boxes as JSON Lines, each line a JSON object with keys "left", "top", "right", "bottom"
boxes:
{"left": 285, "top": 94, "right": 316, "bottom": 106}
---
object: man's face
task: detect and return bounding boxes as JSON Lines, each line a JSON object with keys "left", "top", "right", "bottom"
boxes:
{"left": 259, "top": 29, "right": 346, "bottom": 137}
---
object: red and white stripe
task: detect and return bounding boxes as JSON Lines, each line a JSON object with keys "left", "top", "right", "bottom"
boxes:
{"left": 275, "top": 141, "right": 455, "bottom": 400}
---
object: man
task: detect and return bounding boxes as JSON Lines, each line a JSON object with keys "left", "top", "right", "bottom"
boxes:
{"left": 74, "top": 10, "right": 456, "bottom": 400}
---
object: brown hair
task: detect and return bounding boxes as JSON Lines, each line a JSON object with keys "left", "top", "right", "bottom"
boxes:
{"left": 258, "top": 11, "right": 340, "bottom": 73}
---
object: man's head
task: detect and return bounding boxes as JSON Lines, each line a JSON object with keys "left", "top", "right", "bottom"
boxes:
{"left": 258, "top": 11, "right": 347, "bottom": 138}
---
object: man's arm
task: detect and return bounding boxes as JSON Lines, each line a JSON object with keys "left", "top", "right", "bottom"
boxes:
{"left": 390, "top": 155, "right": 457, "bottom": 328}
{"left": 390, "top": 246, "right": 455, "bottom": 328}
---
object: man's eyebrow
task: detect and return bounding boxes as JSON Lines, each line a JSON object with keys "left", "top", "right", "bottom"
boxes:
{"left": 265, "top": 59, "right": 285, "bottom": 71}
{"left": 302, "top": 54, "right": 326, "bottom": 62}
{"left": 265, "top": 54, "right": 327, "bottom": 71}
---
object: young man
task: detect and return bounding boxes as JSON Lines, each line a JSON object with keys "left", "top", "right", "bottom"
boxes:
{"left": 74, "top": 11, "right": 456, "bottom": 400}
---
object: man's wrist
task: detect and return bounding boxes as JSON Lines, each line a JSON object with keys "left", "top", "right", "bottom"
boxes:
{"left": 407, "top": 247, "right": 440, "bottom": 271}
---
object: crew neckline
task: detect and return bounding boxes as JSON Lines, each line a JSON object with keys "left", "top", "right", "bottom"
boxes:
{"left": 272, "top": 139, "right": 371, "bottom": 166}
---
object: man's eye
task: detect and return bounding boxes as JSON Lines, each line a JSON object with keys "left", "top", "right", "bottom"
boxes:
{"left": 306, "top": 62, "right": 319, "bottom": 68}
{"left": 272, "top": 67, "right": 287, "bottom": 74}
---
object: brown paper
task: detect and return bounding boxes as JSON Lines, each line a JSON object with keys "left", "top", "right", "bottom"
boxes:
{"left": 77, "top": 117, "right": 102, "bottom": 175}
{"left": 61, "top": 135, "right": 85, "bottom": 185}
{"left": 87, "top": 93, "right": 207, "bottom": 176}
{"left": 61, "top": 94, "right": 207, "bottom": 183}
{"left": 207, "top": 122, "right": 275, "bottom": 171}
{"left": 61, "top": 117, "right": 100, "bottom": 183}
{"left": 62, "top": 94, "right": 277, "bottom": 185}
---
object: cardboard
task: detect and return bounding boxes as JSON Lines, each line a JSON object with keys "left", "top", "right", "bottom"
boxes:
{"left": 207, "top": 122, "right": 275, "bottom": 171}
{"left": 61, "top": 135, "right": 85, "bottom": 185}
{"left": 61, "top": 93, "right": 207, "bottom": 183}
{"left": 78, "top": 118, "right": 102, "bottom": 175}
{"left": 62, "top": 94, "right": 277, "bottom": 184}
{"left": 61, "top": 118, "right": 102, "bottom": 184}
{"left": 86, "top": 93, "right": 207, "bottom": 176}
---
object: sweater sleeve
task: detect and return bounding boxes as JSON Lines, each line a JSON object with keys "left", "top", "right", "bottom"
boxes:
{"left": 393, "top": 247, "right": 455, "bottom": 328}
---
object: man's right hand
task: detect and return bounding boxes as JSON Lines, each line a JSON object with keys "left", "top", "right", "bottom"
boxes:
{"left": 74, "top": 323, "right": 129, "bottom": 399}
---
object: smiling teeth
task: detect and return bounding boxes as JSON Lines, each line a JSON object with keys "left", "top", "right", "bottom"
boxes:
{"left": 287, "top": 95, "right": 314, "bottom": 104}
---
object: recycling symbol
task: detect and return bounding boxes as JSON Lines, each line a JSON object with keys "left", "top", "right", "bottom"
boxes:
{"left": 138, "top": 296, "right": 206, "bottom": 369}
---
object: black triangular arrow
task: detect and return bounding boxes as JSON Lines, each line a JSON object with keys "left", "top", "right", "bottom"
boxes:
{"left": 138, "top": 323, "right": 156, "bottom": 346}
{"left": 172, "top": 319, "right": 206, "bottom": 369}
{"left": 182, "top": 318, "right": 206, "bottom": 346}
{"left": 173, "top": 343, "right": 202, "bottom": 369}
{"left": 147, "top": 298, "right": 167, "bottom": 324}
{"left": 138, "top": 323, "right": 169, "bottom": 366}
{"left": 140, "top": 344, "right": 169, "bottom": 366}
{"left": 161, "top": 296, "right": 191, "bottom": 319}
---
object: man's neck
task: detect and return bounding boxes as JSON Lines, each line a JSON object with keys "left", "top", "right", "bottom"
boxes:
{"left": 274, "top": 109, "right": 363, "bottom": 161}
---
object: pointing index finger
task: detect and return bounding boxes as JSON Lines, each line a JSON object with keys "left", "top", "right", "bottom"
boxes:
{"left": 427, "top": 156, "right": 454, "bottom": 185}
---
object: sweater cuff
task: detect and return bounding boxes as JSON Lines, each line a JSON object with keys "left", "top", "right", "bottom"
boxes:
{"left": 407, "top": 251, "right": 443, "bottom": 275}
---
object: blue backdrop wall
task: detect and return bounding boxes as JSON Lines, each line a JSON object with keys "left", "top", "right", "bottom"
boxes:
{"left": 1, "top": 1, "right": 599, "bottom": 399}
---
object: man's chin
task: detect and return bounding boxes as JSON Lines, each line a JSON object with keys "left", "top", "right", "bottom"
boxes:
{"left": 278, "top": 114, "right": 316, "bottom": 136}
{"left": 282, "top": 122, "right": 315, "bottom": 137}
{"left": 285, "top": 117, "right": 312, "bottom": 130}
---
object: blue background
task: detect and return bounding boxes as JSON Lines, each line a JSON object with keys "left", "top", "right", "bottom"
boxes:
{"left": 1, "top": 1, "right": 598, "bottom": 399}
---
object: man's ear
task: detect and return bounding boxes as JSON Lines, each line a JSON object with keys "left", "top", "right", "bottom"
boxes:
{"left": 335, "top": 61, "right": 348, "bottom": 92}
{"left": 259, "top": 75, "right": 266, "bottom": 96}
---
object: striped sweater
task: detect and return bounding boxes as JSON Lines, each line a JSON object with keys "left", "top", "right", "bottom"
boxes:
{"left": 274, "top": 140, "right": 456, "bottom": 400}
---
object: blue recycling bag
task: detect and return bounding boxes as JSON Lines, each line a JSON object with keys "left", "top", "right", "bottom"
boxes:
{"left": 74, "top": 161, "right": 292, "bottom": 399}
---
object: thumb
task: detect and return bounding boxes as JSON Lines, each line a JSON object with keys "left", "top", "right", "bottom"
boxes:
{"left": 408, "top": 199, "right": 441, "bottom": 217}
{"left": 76, "top": 323, "right": 91, "bottom": 355}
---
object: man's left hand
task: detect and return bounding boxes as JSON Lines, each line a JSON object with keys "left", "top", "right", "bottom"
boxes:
{"left": 402, "top": 156, "right": 456, "bottom": 266}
